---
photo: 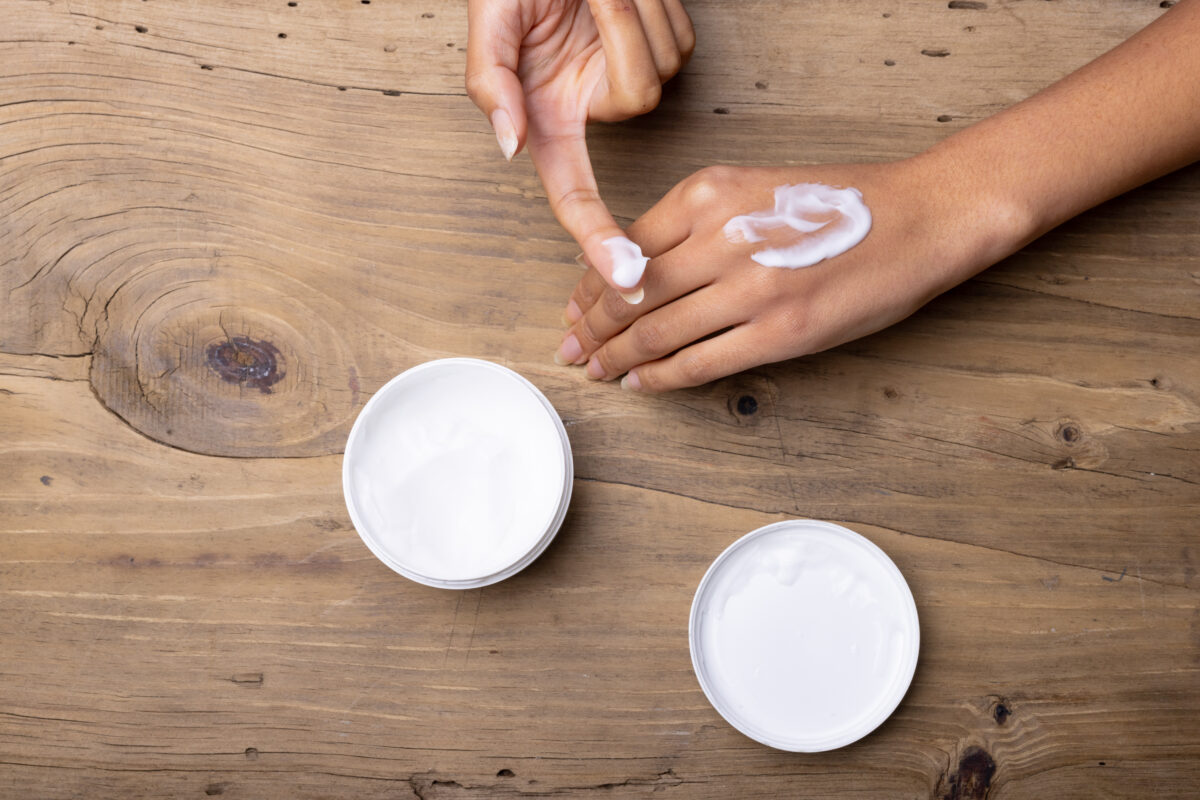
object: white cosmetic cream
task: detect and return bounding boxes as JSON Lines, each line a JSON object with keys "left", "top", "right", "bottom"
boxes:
{"left": 690, "top": 520, "right": 919, "bottom": 751}
{"left": 602, "top": 236, "right": 649, "bottom": 289}
{"left": 342, "top": 359, "right": 572, "bottom": 589}
{"left": 723, "top": 183, "right": 872, "bottom": 269}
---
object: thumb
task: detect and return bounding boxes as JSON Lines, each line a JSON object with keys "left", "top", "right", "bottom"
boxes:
{"left": 527, "top": 116, "right": 648, "bottom": 303}
{"left": 465, "top": 0, "right": 528, "bottom": 160}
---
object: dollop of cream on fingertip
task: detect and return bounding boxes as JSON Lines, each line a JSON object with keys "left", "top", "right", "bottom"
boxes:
{"left": 601, "top": 236, "right": 649, "bottom": 290}
{"left": 723, "top": 183, "right": 872, "bottom": 269}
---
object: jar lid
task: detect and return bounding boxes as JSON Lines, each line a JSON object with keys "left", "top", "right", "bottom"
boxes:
{"left": 689, "top": 520, "right": 920, "bottom": 751}
{"left": 343, "top": 358, "right": 572, "bottom": 589}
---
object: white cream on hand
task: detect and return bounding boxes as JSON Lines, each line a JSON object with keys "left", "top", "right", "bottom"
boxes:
{"left": 723, "top": 183, "right": 872, "bottom": 269}
{"left": 601, "top": 236, "right": 649, "bottom": 289}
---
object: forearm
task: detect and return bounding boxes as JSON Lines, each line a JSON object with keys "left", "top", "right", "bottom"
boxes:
{"left": 917, "top": 0, "right": 1200, "bottom": 272}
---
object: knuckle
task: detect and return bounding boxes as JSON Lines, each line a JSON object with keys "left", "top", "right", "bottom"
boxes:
{"left": 630, "top": 318, "right": 667, "bottom": 356}
{"left": 590, "top": 0, "right": 634, "bottom": 14}
{"left": 656, "top": 51, "right": 682, "bottom": 80}
{"left": 683, "top": 165, "right": 734, "bottom": 208}
{"left": 576, "top": 312, "right": 606, "bottom": 350}
{"left": 600, "top": 288, "right": 635, "bottom": 320}
{"left": 553, "top": 185, "right": 602, "bottom": 213}
{"left": 678, "top": 28, "right": 696, "bottom": 59}
{"left": 592, "top": 346, "right": 620, "bottom": 377}
{"left": 463, "top": 70, "right": 489, "bottom": 105}
{"left": 773, "top": 306, "right": 811, "bottom": 346}
{"left": 677, "top": 351, "right": 715, "bottom": 386}
{"left": 575, "top": 281, "right": 601, "bottom": 309}
{"left": 614, "top": 81, "right": 662, "bottom": 116}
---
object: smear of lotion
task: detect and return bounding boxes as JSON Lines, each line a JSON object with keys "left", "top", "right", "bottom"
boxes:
{"left": 602, "top": 236, "right": 649, "bottom": 289}
{"left": 723, "top": 183, "right": 872, "bottom": 268}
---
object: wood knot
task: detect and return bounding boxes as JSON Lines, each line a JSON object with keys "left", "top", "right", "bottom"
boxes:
{"left": 206, "top": 337, "right": 284, "bottom": 393}
{"left": 496, "top": 769, "right": 515, "bottom": 778}
{"left": 938, "top": 746, "right": 996, "bottom": 800}
{"left": 1056, "top": 422, "right": 1082, "bottom": 445}
{"left": 735, "top": 394, "right": 758, "bottom": 416}
{"left": 991, "top": 698, "right": 1011, "bottom": 725}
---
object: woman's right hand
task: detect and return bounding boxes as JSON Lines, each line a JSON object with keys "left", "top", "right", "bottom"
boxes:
{"left": 465, "top": 0, "right": 694, "bottom": 294}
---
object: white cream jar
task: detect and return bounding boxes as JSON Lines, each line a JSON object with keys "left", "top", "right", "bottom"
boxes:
{"left": 342, "top": 358, "right": 573, "bottom": 589}
{"left": 690, "top": 520, "right": 920, "bottom": 751}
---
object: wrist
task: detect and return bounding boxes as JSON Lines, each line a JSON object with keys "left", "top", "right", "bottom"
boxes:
{"left": 897, "top": 139, "right": 1040, "bottom": 288}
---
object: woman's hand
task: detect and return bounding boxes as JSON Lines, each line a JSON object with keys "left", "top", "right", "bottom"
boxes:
{"left": 554, "top": 158, "right": 1032, "bottom": 391}
{"left": 466, "top": 0, "right": 694, "bottom": 294}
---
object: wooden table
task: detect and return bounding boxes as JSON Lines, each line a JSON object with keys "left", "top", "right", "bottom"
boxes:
{"left": 3, "top": 1, "right": 1198, "bottom": 797}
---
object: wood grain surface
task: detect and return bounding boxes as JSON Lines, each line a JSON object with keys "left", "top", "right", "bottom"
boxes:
{"left": 2, "top": 1, "right": 1198, "bottom": 797}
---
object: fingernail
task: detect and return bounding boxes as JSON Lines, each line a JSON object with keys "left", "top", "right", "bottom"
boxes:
{"left": 565, "top": 299, "right": 582, "bottom": 323}
{"left": 585, "top": 357, "right": 605, "bottom": 380}
{"left": 620, "top": 288, "right": 644, "bottom": 305}
{"left": 574, "top": 252, "right": 589, "bottom": 269}
{"left": 621, "top": 371, "right": 642, "bottom": 392}
{"left": 554, "top": 333, "right": 583, "bottom": 366}
{"left": 491, "top": 109, "right": 518, "bottom": 161}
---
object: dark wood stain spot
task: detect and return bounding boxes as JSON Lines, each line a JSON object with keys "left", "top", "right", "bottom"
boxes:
{"left": 948, "top": 1, "right": 988, "bottom": 9}
{"left": 277, "top": 32, "right": 288, "bottom": 38}
{"left": 200, "top": 64, "right": 213, "bottom": 70}
{"left": 497, "top": 769, "right": 515, "bottom": 778}
{"left": 937, "top": 114, "right": 954, "bottom": 122}
{"left": 938, "top": 746, "right": 996, "bottom": 800}
{"left": 421, "top": 12, "right": 435, "bottom": 18}
{"left": 922, "top": 48, "right": 951, "bottom": 57}
{"left": 1057, "top": 422, "right": 1081, "bottom": 444}
{"left": 382, "top": 89, "right": 403, "bottom": 96}
{"left": 884, "top": 59, "right": 896, "bottom": 66}
{"left": 40, "top": 475, "right": 53, "bottom": 486}
{"left": 205, "top": 785, "right": 226, "bottom": 796}
{"left": 754, "top": 80, "right": 768, "bottom": 89}
{"left": 230, "top": 672, "right": 264, "bottom": 686}
{"left": 288, "top": 2, "right": 297, "bottom": 6}
{"left": 882, "top": 12, "right": 892, "bottom": 17}
{"left": 206, "top": 336, "right": 284, "bottom": 393}
{"left": 736, "top": 395, "right": 758, "bottom": 415}
{"left": 134, "top": 25, "right": 148, "bottom": 33}
{"left": 993, "top": 700, "right": 1011, "bottom": 725}
{"left": 1160, "top": 1, "right": 1176, "bottom": 7}
{"left": 244, "top": 747, "right": 259, "bottom": 760}
{"left": 883, "top": 387, "right": 899, "bottom": 400}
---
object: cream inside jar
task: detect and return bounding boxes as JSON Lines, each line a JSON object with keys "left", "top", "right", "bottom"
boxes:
{"left": 343, "top": 359, "right": 572, "bottom": 588}
{"left": 690, "top": 520, "right": 919, "bottom": 751}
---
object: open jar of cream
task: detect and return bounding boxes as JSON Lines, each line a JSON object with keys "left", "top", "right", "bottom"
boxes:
{"left": 342, "top": 358, "right": 573, "bottom": 589}
{"left": 689, "top": 520, "right": 920, "bottom": 751}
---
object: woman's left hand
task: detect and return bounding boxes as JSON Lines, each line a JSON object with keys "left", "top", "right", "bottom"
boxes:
{"left": 555, "top": 157, "right": 1029, "bottom": 392}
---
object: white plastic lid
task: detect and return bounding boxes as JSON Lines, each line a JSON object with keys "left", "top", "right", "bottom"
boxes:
{"left": 689, "top": 520, "right": 919, "bottom": 751}
{"left": 342, "top": 359, "right": 572, "bottom": 588}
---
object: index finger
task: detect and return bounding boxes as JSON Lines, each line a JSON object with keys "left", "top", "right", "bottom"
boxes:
{"left": 527, "top": 115, "right": 648, "bottom": 301}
